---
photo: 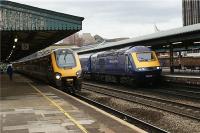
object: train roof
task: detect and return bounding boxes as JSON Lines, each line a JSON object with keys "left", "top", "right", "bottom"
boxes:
{"left": 78, "top": 53, "right": 93, "bottom": 58}
{"left": 126, "top": 46, "right": 151, "bottom": 53}
{"left": 14, "top": 48, "right": 73, "bottom": 63}
{"left": 96, "top": 46, "right": 152, "bottom": 57}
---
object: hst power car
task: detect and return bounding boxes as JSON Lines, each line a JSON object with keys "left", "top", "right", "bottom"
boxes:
{"left": 79, "top": 46, "right": 162, "bottom": 83}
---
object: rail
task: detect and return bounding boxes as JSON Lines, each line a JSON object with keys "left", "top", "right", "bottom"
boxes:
{"left": 82, "top": 82, "right": 200, "bottom": 121}
{"left": 75, "top": 93, "right": 168, "bottom": 133}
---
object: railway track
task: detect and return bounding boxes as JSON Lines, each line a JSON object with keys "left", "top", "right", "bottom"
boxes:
{"left": 150, "top": 89, "right": 200, "bottom": 101}
{"left": 152, "top": 84, "right": 200, "bottom": 100}
{"left": 75, "top": 93, "right": 168, "bottom": 133}
{"left": 84, "top": 80, "right": 200, "bottom": 101}
{"left": 82, "top": 82, "right": 200, "bottom": 121}
{"left": 164, "top": 84, "right": 200, "bottom": 91}
{"left": 84, "top": 79, "right": 200, "bottom": 100}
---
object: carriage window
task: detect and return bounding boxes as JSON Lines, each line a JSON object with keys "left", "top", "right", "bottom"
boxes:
{"left": 55, "top": 50, "right": 76, "bottom": 68}
{"left": 137, "top": 52, "right": 155, "bottom": 61}
{"left": 99, "top": 58, "right": 105, "bottom": 65}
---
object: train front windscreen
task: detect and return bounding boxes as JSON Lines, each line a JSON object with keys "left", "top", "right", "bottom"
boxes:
{"left": 55, "top": 50, "right": 76, "bottom": 68}
{"left": 136, "top": 52, "right": 156, "bottom": 62}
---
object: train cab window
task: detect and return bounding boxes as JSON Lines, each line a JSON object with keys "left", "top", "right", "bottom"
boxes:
{"left": 136, "top": 52, "right": 155, "bottom": 62}
{"left": 55, "top": 50, "right": 76, "bottom": 68}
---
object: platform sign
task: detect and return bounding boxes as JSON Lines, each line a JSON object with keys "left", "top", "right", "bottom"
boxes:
{"left": 21, "top": 43, "right": 29, "bottom": 50}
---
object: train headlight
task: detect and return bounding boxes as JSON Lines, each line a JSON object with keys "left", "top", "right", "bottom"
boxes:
{"left": 76, "top": 70, "right": 82, "bottom": 78}
{"left": 55, "top": 73, "right": 61, "bottom": 80}
{"left": 138, "top": 68, "right": 145, "bottom": 71}
{"left": 156, "top": 66, "right": 161, "bottom": 70}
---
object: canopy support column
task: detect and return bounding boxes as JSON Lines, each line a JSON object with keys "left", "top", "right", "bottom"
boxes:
{"left": 170, "top": 45, "right": 174, "bottom": 73}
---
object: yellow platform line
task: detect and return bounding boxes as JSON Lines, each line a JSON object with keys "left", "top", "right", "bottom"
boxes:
{"left": 28, "top": 82, "right": 88, "bottom": 133}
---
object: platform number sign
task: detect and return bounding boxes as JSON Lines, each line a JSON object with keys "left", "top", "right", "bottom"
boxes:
{"left": 21, "top": 43, "right": 29, "bottom": 50}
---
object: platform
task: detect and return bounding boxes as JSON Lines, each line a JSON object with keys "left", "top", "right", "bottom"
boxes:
{"left": 0, "top": 73, "right": 145, "bottom": 133}
{"left": 162, "top": 73, "right": 200, "bottom": 86}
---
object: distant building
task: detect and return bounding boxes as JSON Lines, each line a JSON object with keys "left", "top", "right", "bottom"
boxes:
{"left": 62, "top": 33, "right": 83, "bottom": 46}
{"left": 94, "top": 35, "right": 105, "bottom": 43}
{"left": 182, "top": 0, "right": 200, "bottom": 26}
{"left": 94, "top": 34, "right": 129, "bottom": 43}
{"left": 81, "top": 33, "right": 96, "bottom": 45}
{"left": 63, "top": 33, "right": 80, "bottom": 45}
{"left": 62, "top": 33, "right": 129, "bottom": 46}
{"left": 63, "top": 33, "right": 96, "bottom": 46}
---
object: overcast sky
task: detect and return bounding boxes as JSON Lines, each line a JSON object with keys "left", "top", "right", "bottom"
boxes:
{"left": 11, "top": 0, "right": 182, "bottom": 39}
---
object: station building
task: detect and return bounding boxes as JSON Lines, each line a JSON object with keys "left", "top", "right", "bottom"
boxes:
{"left": 183, "top": 0, "right": 200, "bottom": 26}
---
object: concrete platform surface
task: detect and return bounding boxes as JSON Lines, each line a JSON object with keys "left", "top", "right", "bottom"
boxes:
{"left": 0, "top": 73, "right": 145, "bottom": 133}
{"left": 162, "top": 73, "right": 200, "bottom": 86}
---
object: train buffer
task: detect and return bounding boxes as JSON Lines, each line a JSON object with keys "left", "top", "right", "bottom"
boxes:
{"left": 0, "top": 73, "right": 146, "bottom": 133}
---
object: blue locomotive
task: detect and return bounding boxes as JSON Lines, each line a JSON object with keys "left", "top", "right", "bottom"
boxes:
{"left": 79, "top": 46, "right": 162, "bottom": 82}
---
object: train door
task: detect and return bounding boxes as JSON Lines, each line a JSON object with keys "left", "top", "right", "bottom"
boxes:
{"left": 87, "top": 54, "right": 92, "bottom": 73}
{"left": 125, "top": 54, "right": 132, "bottom": 74}
{"left": 99, "top": 57, "right": 106, "bottom": 73}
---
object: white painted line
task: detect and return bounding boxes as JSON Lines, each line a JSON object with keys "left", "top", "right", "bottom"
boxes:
{"left": 164, "top": 75, "right": 200, "bottom": 79}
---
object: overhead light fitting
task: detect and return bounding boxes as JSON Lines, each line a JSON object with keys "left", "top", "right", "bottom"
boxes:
{"left": 172, "top": 42, "right": 182, "bottom": 45}
{"left": 13, "top": 45, "right": 16, "bottom": 49}
{"left": 194, "top": 41, "right": 200, "bottom": 44}
{"left": 14, "top": 38, "right": 18, "bottom": 43}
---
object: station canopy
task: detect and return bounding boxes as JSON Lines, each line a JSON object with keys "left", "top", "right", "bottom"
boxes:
{"left": 0, "top": 0, "right": 84, "bottom": 62}
{"left": 77, "top": 23, "right": 200, "bottom": 54}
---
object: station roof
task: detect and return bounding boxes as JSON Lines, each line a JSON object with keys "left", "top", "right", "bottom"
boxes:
{"left": 0, "top": 0, "right": 84, "bottom": 62}
{"left": 77, "top": 23, "right": 200, "bottom": 54}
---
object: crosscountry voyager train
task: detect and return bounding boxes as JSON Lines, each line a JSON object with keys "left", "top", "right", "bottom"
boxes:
{"left": 79, "top": 46, "right": 162, "bottom": 83}
{"left": 13, "top": 48, "right": 82, "bottom": 92}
